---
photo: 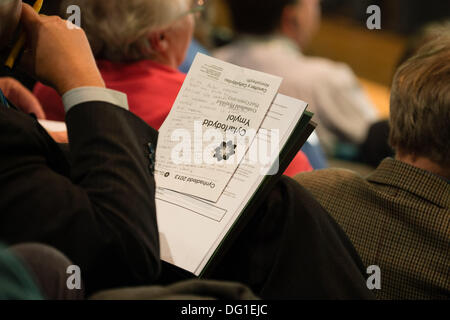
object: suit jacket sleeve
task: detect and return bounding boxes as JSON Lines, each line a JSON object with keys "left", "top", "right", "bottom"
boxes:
{"left": 0, "top": 102, "right": 160, "bottom": 294}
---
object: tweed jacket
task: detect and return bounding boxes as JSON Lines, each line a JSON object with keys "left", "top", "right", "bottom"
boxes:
{"left": 295, "top": 158, "right": 449, "bottom": 299}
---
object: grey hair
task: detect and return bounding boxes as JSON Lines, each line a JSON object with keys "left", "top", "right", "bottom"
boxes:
{"left": 60, "top": 0, "right": 190, "bottom": 62}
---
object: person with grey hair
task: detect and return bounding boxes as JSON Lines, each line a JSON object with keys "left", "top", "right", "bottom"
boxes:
{"left": 295, "top": 36, "right": 450, "bottom": 299}
{"left": 33, "top": 0, "right": 199, "bottom": 130}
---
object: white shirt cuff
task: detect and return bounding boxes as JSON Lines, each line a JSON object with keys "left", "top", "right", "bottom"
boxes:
{"left": 62, "top": 87, "right": 129, "bottom": 113}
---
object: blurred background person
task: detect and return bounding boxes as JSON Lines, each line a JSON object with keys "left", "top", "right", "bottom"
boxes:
{"left": 208, "top": 0, "right": 449, "bottom": 171}
{"left": 214, "top": 0, "right": 379, "bottom": 158}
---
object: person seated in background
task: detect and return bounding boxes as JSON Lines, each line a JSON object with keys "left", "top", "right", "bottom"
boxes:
{"left": 33, "top": 0, "right": 313, "bottom": 175}
{"left": 359, "top": 20, "right": 450, "bottom": 168}
{"left": 360, "top": 20, "right": 450, "bottom": 168}
{"left": 214, "top": 0, "right": 379, "bottom": 156}
{"left": 295, "top": 37, "right": 450, "bottom": 299}
{"left": 1, "top": 2, "right": 160, "bottom": 295}
{"left": 34, "top": 0, "right": 192, "bottom": 130}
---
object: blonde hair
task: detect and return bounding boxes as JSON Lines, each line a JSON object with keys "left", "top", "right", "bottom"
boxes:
{"left": 61, "top": 0, "right": 190, "bottom": 62}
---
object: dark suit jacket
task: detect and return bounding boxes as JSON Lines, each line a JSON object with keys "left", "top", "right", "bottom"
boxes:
{"left": 0, "top": 101, "right": 160, "bottom": 294}
{"left": 296, "top": 158, "right": 450, "bottom": 299}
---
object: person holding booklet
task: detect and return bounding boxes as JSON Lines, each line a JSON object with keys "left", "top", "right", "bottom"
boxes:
{"left": 1, "top": 2, "right": 161, "bottom": 294}
{"left": 0, "top": 1, "right": 372, "bottom": 299}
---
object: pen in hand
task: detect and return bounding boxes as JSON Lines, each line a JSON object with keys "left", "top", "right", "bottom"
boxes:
{"left": 4, "top": 0, "right": 44, "bottom": 69}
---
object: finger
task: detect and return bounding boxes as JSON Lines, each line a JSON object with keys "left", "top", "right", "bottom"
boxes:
{"left": 15, "top": 90, "right": 46, "bottom": 119}
{"left": 0, "top": 78, "right": 46, "bottom": 119}
{"left": 48, "top": 131, "right": 68, "bottom": 143}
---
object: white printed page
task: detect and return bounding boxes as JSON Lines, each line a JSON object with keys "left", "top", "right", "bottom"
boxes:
{"left": 155, "top": 53, "right": 282, "bottom": 202}
{"left": 156, "top": 94, "right": 308, "bottom": 275}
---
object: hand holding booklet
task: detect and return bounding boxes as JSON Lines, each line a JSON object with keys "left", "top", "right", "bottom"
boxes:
{"left": 154, "top": 54, "right": 316, "bottom": 276}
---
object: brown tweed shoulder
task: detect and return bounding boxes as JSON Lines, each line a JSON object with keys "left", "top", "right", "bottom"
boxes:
{"left": 294, "top": 159, "right": 450, "bottom": 299}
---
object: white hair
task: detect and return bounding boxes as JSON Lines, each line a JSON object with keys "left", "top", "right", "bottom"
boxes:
{"left": 61, "top": 0, "right": 191, "bottom": 62}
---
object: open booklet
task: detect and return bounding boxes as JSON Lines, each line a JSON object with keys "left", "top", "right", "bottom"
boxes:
{"left": 37, "top": 53, "right": 316, "bottom": 278}
{"left": 156, "top": 54, "right": 283, "bottom": 202}
{"left": 155, "top": 54, "right": 315, "bottom": 277}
